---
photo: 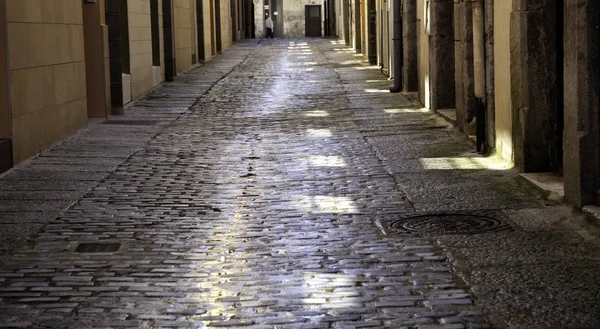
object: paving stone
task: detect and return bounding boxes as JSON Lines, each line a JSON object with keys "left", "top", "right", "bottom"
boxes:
{"left": 0, "top": 39, "right": 596, "bottom": 329}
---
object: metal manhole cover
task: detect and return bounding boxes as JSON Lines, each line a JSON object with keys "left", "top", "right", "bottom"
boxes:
{"left": 103, "top": 120, "right": 158, "bottom": 126}
{"left": 75, "top": 243, "right": 121, "bottom": 253}
{"left": 390, "top": 212, "right": 511, "bottom": 235}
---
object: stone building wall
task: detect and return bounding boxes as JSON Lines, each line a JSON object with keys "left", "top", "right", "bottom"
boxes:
{"left": 6, "top": 0, "right": 88, "bottom": 163}
{"left": 493, "top": 0, "right": 512, "bottom": 162}
{"left": 219, "top": 0, "right": 232, "bottom": 48}
{"left": 173, "top": 0, "right": 194, "bottom": 72}
{"left": 128, "top": 0, "right": 160, "bottom": 99}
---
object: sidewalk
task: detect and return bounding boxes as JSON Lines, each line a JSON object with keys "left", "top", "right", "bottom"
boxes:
{"left": 0, "top": 38, "right": 599, "bottom": 328}
{"left": 0, "top": 40, "right": 259, "bottom": 260}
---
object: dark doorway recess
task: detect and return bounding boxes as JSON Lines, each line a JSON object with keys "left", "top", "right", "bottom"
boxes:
{"left": 367, "top": 0, "right": 376, "bottom": 64}
{"left": 118, "top": 0, "right": 130, "bottom": 74}
{"left": 106, "top": 0, "right": 125, "bottom": 113}
{"left": 551, "top": 0, "right": 564, "bottom": 173}
{"left": 0, "top": 2, "right": 12, "bottom": 173}
{"left": 324, "top": 0, "right": 335, "bottom": 36}
{"left": 215, "top": 0, "right": 222, "bottom": 53}
{"left": 150, "top": 0, "right": 160, "bottom": 66}
{"left": 163, "top": 0, "right": 175, "bottom": 81}
{"left": 354, "top": 0, "right": 361, "bottom": 51}
{"left": 210, "top": 0, "right": 216, "bottom": 55}
{"left": 197, "top": 0, "right": 206, "bottom": 61}
{"left": 305, "top": 5, "right": 322, "bottom": 37}
{"left": 231, "top": 0, "right": 237, "bottom": 42}
{"left": 0, "top": 140, "right": 12, "bottom": 174}
{"left": 343, "top": 0, "right": 350, "bottom": 44}
{"left": 249, "top": 2, "right": 255, "bottom": 38}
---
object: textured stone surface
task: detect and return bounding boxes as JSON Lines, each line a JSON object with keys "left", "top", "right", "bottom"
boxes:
{"left": 0, "top": 38, "right": 598, "bottom": 329}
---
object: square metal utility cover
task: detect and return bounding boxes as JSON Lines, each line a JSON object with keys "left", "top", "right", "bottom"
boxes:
{"left": 75, "top": 243, "right": 121, "bottom": 253}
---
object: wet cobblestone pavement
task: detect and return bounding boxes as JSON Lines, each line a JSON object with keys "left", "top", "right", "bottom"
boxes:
{"left": 1, "top": 39, "right": 600, "bottom": 328}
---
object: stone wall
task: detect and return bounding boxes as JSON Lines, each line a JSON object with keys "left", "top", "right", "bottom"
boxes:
{"left": 416, "top": 0, "right": 454, "bottom": 111}
{"left": 493, "top": 0, "right": 512, "bottom": 162}
{"left": 6, "top": 0, "right": 88, "bottom": 163}
{"left": 83, "top": 0, "right": 111, "bottom": 118}
{"left": 0, "top": 1, "right": 9, "bottom": 141}
{"left": 402, "top": 0, "right": 418, "bottom": 92}
{"left": 453, "top": 0, "right": 475, "bottom": 134}
{"left": 219, "top": 0, "right": 232, "bottom": 48}
{"left": 128, "top": 0, "right": 158, "bottom": 98}
{"left": 283, "top": 0, "right": 323, "bottom": 38}
{"left": 510, "top": 0, "right": 559, "bottom": 172}
{"left": 173, "top": 0, "right": 195, "bottom": 72}
{"left": 563, "top": 0, "right": 600, "bottom": 206}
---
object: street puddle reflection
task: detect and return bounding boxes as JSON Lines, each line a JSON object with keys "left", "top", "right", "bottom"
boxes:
{"left": 384, "top": 108, "right": 428, "bottom": 114}
{"left": 301, "top": 272, "right": 362, "bottom": 306}
{"left": 341, "top": 60, "right": 363, "bottom": 65}
{"left": 298, "top": 196, "right": 358, "bottom": 213}
{"left": 352, "top": 66, "right": 380, "bottom": 71}
{"left": 309, "top": 156, "right": 346, "bottom": 167}
{"left": 306, "top": 129, "right": 333, "bottom": 137}
{"left": 364, "top": 88, "right": 389, "bottom": 93}
{"left": 419, "top": 155, "right": 513, "bottom": 170}
{"left": 304, "top": 110, "right": 329, "bottom": 117}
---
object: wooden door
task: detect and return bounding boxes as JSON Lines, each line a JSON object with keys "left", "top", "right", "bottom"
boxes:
{"left": 305, "top": 5, "right": 321, "bottom": 37}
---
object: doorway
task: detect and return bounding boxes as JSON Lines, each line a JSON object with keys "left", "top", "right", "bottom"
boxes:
{"left": 163, "top": 0, "right": 175, "bottom": 80}
{"left": 210, "top": 0, "right": 216, "bottom": 55}
{"left": 324, "top": 0, "right": 336, "bottom": 36}
{"left": 550, "top": 0, "right": 564, "bottom": 173}
{"left": 106, "top": 0, "right": 130, "bottom": 113}
{"left": 0, "top": 0, "right": 12, "bottom": 173}
{"left": 367, "top": 0, "right": 375, "bottom": 64}
{"left": 354, "top": 0, "right": 361, "bottom": 51}
{"left": 305, "top": 5, "right": 322, "bottom": 37}
{"left": 215, "top": 0, "right": 222, "bottom": 53}
{"left": 196, "top": 0, "right": 206, "bottom": 61}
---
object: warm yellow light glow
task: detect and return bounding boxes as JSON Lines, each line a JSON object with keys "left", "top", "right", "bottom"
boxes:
{"left": 384, "top": 108, "right": 428, "bottom": 114}
{"left": 364, "top": 88, "right": 389, "bottom": 93}
{"left": 419, "top": 155, "right": 513, "bottom": 170}
{"left": 424, "top": 74, "right": 431, "bottom": 109}
{"left": 306, "top": 129, "right": 333, "bottom": 137}
{"left": 353, "top": 66, "right": 380, "bottom": 71}
{"left": 301, "top": 272, "right": 362, "bottom": 306}
{"left": 299, "top": 196, "right": 358, "bottom": 213}
{"left": 304, "top": 110, "right": 329, "bottom": 117}
{"left": 309, "top": 156, "right": 346, "bottom": 167}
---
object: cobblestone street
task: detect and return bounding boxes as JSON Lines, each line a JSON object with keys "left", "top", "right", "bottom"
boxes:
{"left": 1, "top": 39, "right": 600, "bottom": 328}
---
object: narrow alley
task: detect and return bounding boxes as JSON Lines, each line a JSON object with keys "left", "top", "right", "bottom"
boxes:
{"left": 1, "top": 39, "right": 600, "bottom": 329}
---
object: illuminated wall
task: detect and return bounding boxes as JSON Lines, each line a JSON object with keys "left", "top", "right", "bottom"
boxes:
{"left": 493, "top": 0, "right": 512, "bottom": 162}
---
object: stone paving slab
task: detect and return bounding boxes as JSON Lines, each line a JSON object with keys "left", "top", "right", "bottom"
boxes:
{"left": 0, "top": 38, "right": 599, "bottom": 329}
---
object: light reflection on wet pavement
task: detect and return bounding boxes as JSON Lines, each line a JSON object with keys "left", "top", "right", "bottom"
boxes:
{"left": 3, "top": 39, "right": 598, "bottom": 328}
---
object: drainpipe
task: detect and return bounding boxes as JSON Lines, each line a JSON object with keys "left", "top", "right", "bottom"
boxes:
{"left": 472, "top": 0, "right": 486, "bottom": 153}
{"left": 389, "top": 0, "right": 403, "bottom": 93}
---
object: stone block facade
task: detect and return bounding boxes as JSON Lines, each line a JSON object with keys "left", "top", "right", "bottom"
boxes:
{"left": 342, "top": 0, "right": 599, "bottom": 208}
{"left": 0, "top": 0, "right": 254, "bottom": 171}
